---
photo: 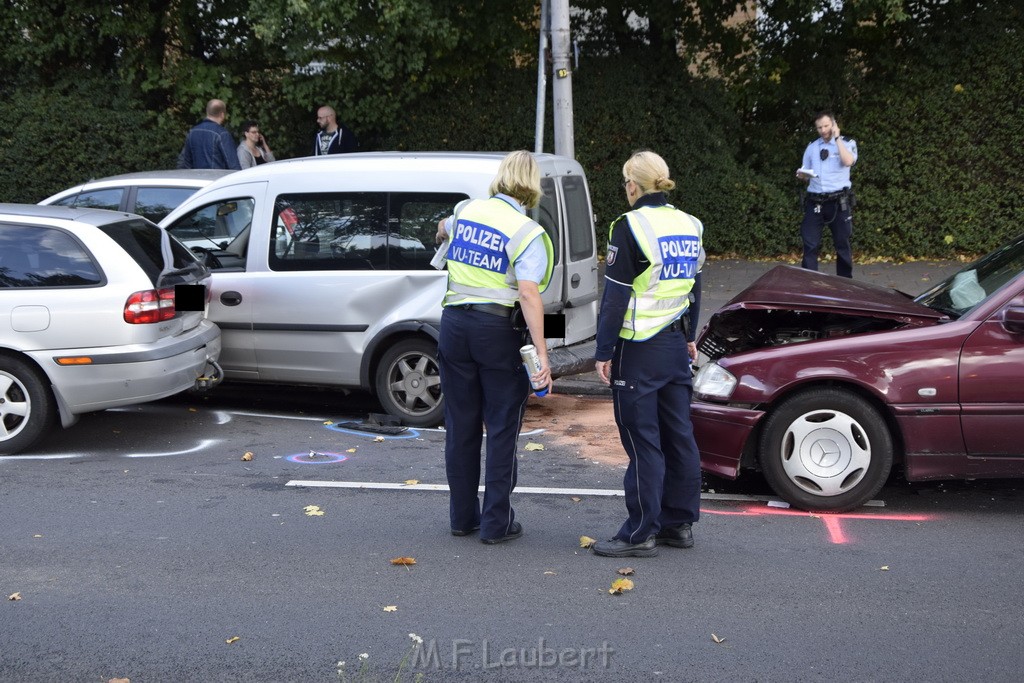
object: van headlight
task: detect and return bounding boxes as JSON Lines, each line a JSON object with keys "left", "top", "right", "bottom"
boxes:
{"left": 693, "top": 362, "right": 737, "bottom": 400}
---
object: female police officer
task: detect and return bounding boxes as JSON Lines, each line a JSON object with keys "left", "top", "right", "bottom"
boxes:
{"left": 435, "top": 151, "right": 554, "bottom": 544}
{"left": 592, "top": 150, "right": 704, "bottom": 558}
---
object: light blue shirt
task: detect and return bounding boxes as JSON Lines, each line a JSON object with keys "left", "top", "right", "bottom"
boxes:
{"left": 444, "top": 193, "right": 549, "bottom": 284}
{"left": 803, "top": 137, "right": 858, "bottom": 194}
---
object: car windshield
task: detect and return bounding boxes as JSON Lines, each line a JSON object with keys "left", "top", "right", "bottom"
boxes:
{"left": 915, "top": 233, "right": 1024, "bottom": 317}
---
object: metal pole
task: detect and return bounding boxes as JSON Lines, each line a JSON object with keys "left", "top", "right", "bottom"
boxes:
{"left": 550, "top": 0, "right": 575, "bottom": 159}
{"left": 534, "top": 0, "right": 549, "bottom": 154}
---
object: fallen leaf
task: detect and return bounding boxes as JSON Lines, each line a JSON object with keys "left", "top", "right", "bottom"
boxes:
{"left": 8, "top": 592, "right": 22, "bottom": 601}
{"left": 880, "top": 566, "right": 890, "bottom": 571}
{"left": 543, "top": 571, "right": 556, "bottom": 576}
{"left": 383, "top": 605, "right": 398, "bottom": 612}
{"left": 617, "top": 567, "right": 635, "bottom": 576}
{"left": 304, "top": 505, "right": 325, "bottom": 516}
{"left": 188, "top": 408, "right": 198, "bottom": 413}
{"left": 374, "top": 436, "right": 385, "bottom": 442}
{"left": 608, "top": 578, "right": 634, "bottom": 595}
{"left": 346, "top": 448, "right": 357, "bottom": 453}
{"left": 240, "top": 451, "right": 253, "bottom": 462}
{"left": 108, "top": 678, "right": 131, "bottom": 683}
{"left": 711, "top": 633, "right": 725, "bottom": 644}
{"left": 323, "top": 420, "right": 333, "bottom": 425}
{"left": 569, "top": 496, "right": 582, "bottom": 502}
{"left": 579, "top": 536, "right": 596, "bottom": 549}
{"left": 390, "top": 557, "right": 417, "bottom": 566}
{"left": 225, "top": 636, "right": 240, "bottom": 644}
{"left": 404, "top": 479, "right": 419, "bottom": 485}
{"left": 524, "top": 442, "right": 544, "bottom": 451}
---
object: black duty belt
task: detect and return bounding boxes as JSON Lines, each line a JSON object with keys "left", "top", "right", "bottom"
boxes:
{"left": 807, "top": 189, "right": 849, "bottom": 202}
{"left": 455, "top": 303, "right": 513, "bottom": 318}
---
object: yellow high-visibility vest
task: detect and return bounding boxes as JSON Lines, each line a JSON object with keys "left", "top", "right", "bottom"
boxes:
{"left": 444, "top": 197, "right": 553, "bottom": 307}
{"left": 611, "top": 205, "right": 704, "bottom": 340}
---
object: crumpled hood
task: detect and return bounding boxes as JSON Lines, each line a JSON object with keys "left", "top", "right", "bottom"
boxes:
{"left": 719, "top": 265, "right": 946, "bottom": 322}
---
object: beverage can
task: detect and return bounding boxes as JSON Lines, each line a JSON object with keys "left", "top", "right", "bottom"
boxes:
{"left": 519, "top": 344, "right": 548, "bottom": 397}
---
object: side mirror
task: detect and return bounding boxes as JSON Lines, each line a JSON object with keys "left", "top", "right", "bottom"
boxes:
{"left": 1002, "top": 305, "right": 1024, "bottom": 334}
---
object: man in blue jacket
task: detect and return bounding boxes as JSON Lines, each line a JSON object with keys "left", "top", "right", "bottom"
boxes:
{"left": 177, "top": 99, "right": 242, "bottom": 171}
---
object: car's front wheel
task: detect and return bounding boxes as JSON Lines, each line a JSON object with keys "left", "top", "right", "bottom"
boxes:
{"left": 758, "top": 388, "right": 893, "bottom": 512}
{"left": 374, "top": 339, "right": 444, "bottom": 427}
{"left": 0, "top": 355, "right": 57, "bottom": 455}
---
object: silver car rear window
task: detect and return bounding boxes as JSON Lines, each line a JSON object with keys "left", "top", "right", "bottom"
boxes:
{"left": 99, "top": 218, "right": 203, "bottom": 286}
{"left": 0, "top": 222, "right": 102, "bottom": 288}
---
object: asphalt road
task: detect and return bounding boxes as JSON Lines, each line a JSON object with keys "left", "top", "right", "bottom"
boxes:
{"left": 3, "top": 380, "right": 1023, "bottom": 682}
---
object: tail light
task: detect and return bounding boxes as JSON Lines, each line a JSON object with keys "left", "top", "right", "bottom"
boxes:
{"left": 124, "top": 287, "right": 176, "bottom": 324}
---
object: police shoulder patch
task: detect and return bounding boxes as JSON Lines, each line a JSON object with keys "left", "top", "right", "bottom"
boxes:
{"left": 606, "top": 245, "right": 619, "bottom": 266}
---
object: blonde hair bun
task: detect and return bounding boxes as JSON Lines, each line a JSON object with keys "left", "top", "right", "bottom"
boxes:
{"left": 623, "top": 151, "right": 675, "bottom": 195}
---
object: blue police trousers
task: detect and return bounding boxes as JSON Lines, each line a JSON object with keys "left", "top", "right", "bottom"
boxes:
{"left": 439, "top": 306, "right": 530, "bottom": 540}
{"left": 801, "top": 197, "right": 853, "bottom": 278}
{"left": 610, "top": 327, "right": 701, "bottom": 544}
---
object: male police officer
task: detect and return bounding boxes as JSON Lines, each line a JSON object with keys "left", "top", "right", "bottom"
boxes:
{"left": 796, "top": 111, "right": 858, "bottom": 278}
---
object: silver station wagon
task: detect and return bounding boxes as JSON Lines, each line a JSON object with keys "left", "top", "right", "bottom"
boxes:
{"left": 39, "top": 169, "right": 233, "bottom": 223}
{"left": 0, "top": 205, "right": 222, "bottom": 454}
{"left": 160, "top": 152, "right": 599, "bottom": 426}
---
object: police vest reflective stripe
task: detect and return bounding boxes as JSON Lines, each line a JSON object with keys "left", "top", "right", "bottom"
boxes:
{"left": 444, "top": 197, "right": 553, "bottom": 307}
{"left": 616, "top": 205, "right": 704, "bottom": 340}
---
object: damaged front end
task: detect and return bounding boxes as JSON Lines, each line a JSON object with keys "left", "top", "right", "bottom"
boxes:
{"left": 697, "top": 308, "right": 910, "bottom": 361}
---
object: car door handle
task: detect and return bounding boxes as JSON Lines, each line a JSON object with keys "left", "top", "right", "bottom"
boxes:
{"left": 571, "top": 274, "right": 581, "bottom": 288}
{"left": 220, "top": 291, "right": 242, "bottom": 306}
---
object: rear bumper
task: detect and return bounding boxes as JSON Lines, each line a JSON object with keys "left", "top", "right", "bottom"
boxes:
{"left": 30, "top": 320, "right": 222, "bottom": 417}
{"left": 691, "top": 400, "right": 765, "bottom": 479}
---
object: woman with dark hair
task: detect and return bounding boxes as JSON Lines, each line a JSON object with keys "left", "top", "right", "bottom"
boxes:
{"left": 236, "top": 121, "right": 275, "bottom": 169}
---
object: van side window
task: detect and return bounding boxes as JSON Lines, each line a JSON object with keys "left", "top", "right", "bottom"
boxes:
{"left": 270, "top": 192, "right": 466, "bottom": 272}
{"left": 561, "top": 175, "right": 595, "bottom": 261}
{"left": 271, "top": 193, "right": 387, "bottom": 271}
{"left": 392, "top": 193, "right": 466, "bottom": 270}
{"left": 533, "top": 178, "right": 561, "bottom": 263}
{"left": 166, "top": 198, "right": 255, "bottom": 251}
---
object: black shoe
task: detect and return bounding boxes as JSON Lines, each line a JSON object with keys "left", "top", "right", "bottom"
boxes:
{"left": 656, "top": 523, "right": 694, "bottom": 548}
{"left": 592, "top": 536, "right": 658, "bottom": 558}
{"left": 451, "top": 525, "right": 480, "bottom": 537}
{"left": 481, "top": 521, "right": 523, "bottom": 545}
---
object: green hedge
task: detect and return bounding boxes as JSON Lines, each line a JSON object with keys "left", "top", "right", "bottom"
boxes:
{"left": 0, "top": 78, "right": 181, "bottom": 204}
{"left": 380, "top": 57, "right": 794, "bottom": 256}
{"left": 2, "top": 28, "right": 1019, "bottom": 261}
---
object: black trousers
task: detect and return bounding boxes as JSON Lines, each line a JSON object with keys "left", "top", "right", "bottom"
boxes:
{"left": 801, "top": 197, "right": 853, "bottom": 278}
{"left": 438, "top": 306, "right": 529, "bottom": 540}
{"left": 610, "top": 326, "right": 701, "bottom": 544}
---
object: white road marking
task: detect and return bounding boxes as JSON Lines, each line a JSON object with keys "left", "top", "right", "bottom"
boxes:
{"left": 0, "top": 454, "right": 82, "bottom": 462}
{"left": 283, "top": 479, "right": 883, "bottom": 505}
{"left": 220, "top": 410, "right": 327, "bottom": 422}
{"left": 125, "top": 439, "right": 222, "bottom": 458}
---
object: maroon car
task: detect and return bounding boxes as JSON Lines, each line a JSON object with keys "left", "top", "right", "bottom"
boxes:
{"left": 692, "top": 234, "right": 1024, "bottom": 511}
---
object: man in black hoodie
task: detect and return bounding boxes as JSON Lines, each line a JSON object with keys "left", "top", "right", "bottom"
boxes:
{"left": 314, "top": 106, "right": 359, "bottom": 155}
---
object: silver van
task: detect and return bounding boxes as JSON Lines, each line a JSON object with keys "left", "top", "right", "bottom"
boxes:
{"left": 159, "top": 152, "right": 599, "bottom": 426}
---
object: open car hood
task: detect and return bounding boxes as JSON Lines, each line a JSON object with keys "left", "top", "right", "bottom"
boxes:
{"left": 698, "top": 266, "right": 948, "bottom": 360}
{"left": 720, "top": 266, "right": 945, "bottom": 321}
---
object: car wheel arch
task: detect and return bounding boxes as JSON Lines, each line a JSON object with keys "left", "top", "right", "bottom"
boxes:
{"left": 755, "top": 383, "right": 900, "bottom": 511}
{"left": 359, "top": 322, "right": 440, "bottom": 390}
{"left": 749, "top": 379, "right": 905, "bottom": 470}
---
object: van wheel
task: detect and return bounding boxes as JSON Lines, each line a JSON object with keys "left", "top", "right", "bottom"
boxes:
{"left": 0, "top": 355, "right": 57, "bottom": 454}
{"left": 374, "top": 339, "right": 444, "bottom": 427}
{"left": 758, "top": 388, "right": 893, "bottom": 512}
